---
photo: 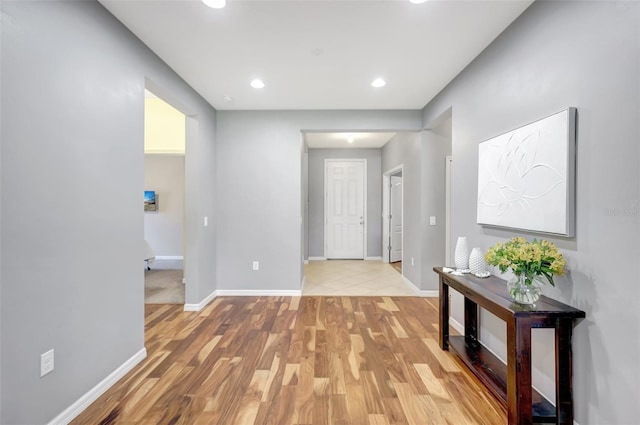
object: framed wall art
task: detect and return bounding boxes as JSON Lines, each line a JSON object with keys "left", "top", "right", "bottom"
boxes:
{"left": 476, "top": 108, "right": 576, "bottom": 236}
{"left": 144, "top": 190, "right": 157, "bottom": 212}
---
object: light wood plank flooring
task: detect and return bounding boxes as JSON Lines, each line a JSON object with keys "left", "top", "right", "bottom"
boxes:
{"left": 71, "top": 297, "right": 506, "bottom": 424}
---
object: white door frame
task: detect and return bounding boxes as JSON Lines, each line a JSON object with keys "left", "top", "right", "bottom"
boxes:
{"left": 324, "top": 159, "right": 367, "bottom": 259}
{"left": 382, "top": 164, "right": 403, "bottom": 264}
{"left": 445, "top": 156, "right": 452, "bottom": 266}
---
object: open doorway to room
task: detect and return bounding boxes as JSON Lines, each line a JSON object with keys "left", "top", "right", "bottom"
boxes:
{"left": 143, "top": 89, "right": 186, "bottom": 305}
{"left": 382, "top": 165, "right": 403, "bottom": 275}
{"left": 301, "top": 131, "right": 417, "bottom": 296}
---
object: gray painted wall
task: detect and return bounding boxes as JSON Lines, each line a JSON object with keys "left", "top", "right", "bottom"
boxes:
{"left": 308, "top": 148, "right": 382, "bottom": 259}
{"left": 420, "top": 120, "right": 451, "bottom": 290}
{"left": 380, "top": 128, "right": 449, "bottom": 292}
{"left": 144, "top": 155, "right": 185, "bottom": 259}
{"left": 381, "top": 133, "right": 422, "bottom": 288}
{"left": 421, "top": 1, "right": 640, "bottom": 422}
{"left": 216, "top": 110, "right": 421, "bottom": 291}
{"left": 0, "top": 2, "right": 217, "bottom": 423}
{"left": 182, "top": 114, "right": 217, "bottom": 305}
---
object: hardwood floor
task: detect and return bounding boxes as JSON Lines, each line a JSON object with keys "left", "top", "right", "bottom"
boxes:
{"left": 71, "top": 297, "right": 506, "bottom": 425}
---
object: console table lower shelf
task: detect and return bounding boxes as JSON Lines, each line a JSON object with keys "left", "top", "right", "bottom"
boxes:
{"left": 448, "top": 336, "right": 556, "bottom": 422}
{"left": 434, "top": 267, "right": 585, "bottom": 425}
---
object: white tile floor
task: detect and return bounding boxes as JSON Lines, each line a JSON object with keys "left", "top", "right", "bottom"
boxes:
{"left": 302, "top": 259, "right": 418, "bottom": 296}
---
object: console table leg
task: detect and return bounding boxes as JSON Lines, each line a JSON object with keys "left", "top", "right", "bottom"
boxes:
{"left": 464, "top": 297, "right": 478, "bottom": 347}
{"left": 439, "top": 277, "right": 449, "bottom": 350}
{"left": 507, "top": 318, "right": 533, "bottom": 424}
{"left": 556, "top": 318, "right": 574, "bottom": 425}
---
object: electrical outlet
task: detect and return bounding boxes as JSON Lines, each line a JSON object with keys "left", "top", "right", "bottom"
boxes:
{"left": 429, "top": 216, "right": 436, "bottom": 226}
{"left": 204, "top": 216, "right": 208, "bottom": 227}
{"left": 252, "top": 261, "right": 259, "bottom": 271}
{"left": 40, "top": 349, "right": 54, "bottom": 377}
{"left": 411, "top": 257, "right": 414, "bottom": 266}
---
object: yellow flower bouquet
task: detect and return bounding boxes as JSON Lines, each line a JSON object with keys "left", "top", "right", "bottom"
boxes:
{"left": 485, "top": 237, "right": 566, "bottom": 285}
{"left": 485, "top": 237, "right": 566, "bottom": 304}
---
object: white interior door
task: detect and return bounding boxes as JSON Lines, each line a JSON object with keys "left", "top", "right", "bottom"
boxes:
{"left": 326, "top": 160, "right": 365, "bottom": 259}
{"left": 390, "top": 175, "right": 403, "bottom": 262}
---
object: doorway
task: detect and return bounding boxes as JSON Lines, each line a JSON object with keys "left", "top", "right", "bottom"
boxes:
{"left": 143, "top": 89, "right": 186, "bottom": 305}
{"left": 389, "top": 171, "right": 403, "bottom": 272}
{"left": 382, "top": 165, "right": 404, "bottom": 274}
{"left": 303, "top": 132, "right": 416, "bottom": 297}
{"left": 324, "top": 159, "right": 366, "bottom": 259}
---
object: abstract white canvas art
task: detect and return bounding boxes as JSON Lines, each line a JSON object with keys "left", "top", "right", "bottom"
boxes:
{"left": 477, "top": 108, "right": 576, "bottom": 236}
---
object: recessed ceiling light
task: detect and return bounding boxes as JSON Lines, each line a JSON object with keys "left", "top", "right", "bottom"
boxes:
{"left": 371, "top": 78, "right": 386, "bottom": 88}
{"left": 250, "top": 79, "right": 265, "bottom": 89}
{"left": 347, "top": 136, "right": 354, "bottom": 144}
{"left": 409, "top": 0, "right": 428, "bottom": 3}
{"left": 202, "top": 0, "right": 226, "bottom": 9}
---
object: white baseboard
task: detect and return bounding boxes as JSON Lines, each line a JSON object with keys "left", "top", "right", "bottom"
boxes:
{"left": 216, "top": 289, "right": 302, "bottom": 297}
{"left": 403, "top": 276, "right": 420, "bottom": 294}
{"left": 148, "top": 257, "right": 183, "bottom": 270}
{"left": 154, "top": 255, "right": 184, "bottom": 260}
{"left": 48, "top": 348, "right": 147, "bottom": 425}
{"left": 184, "top": 290, "right": 217, "bottom": 312}
{"left": 184, "top": 289, "right": 303, "bottom": 311}
{"left": 402, "top": 277, "right": 438, "bottom": 297}
{"left": 305, "top": 257, "right": 385, "bottom": 261}
{"left": 449, "top": 317, "right": 464, "bottom": 335}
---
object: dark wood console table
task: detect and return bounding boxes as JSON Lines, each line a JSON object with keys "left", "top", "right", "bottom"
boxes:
{"left": 433, "top": 267, "right": 585, "bottom": 425}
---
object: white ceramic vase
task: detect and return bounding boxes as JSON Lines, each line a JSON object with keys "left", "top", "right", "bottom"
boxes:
{"left": 468, "top": 247, "right": 487, "bottom": 274}
{"left": 454, "top": 237, "right": 469, "bottom": 269}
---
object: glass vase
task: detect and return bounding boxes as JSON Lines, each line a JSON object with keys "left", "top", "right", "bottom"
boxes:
{"left": 507, "top": 274, "right": 543, "bottom": 305}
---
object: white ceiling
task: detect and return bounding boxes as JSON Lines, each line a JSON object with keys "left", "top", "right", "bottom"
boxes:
{"left": 100, "top": 0, "right": 532, "bottom": 111}
{"left": 305, "top": 132, "right": 397, "bottom": 149}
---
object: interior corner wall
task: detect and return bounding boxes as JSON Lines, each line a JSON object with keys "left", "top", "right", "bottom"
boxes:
{"left": 144, "top": 155, "right": 185, "bottom": 261}
{"left": 421, "top": 1, "right": 640, "bottom": 422}
{"left": 0, "top": 129, "right": 2, "bottom": 423}
{"left": 302, "top": 145, "right": 309, "bottom": 267}
{"left": 215, "top": 110, "right": 421, "bottom": 292}
{"left": 420, "top": 128, "right": 450, "bottom": 291}
{"left": 308, "top": 148, "right": 382, "bottom": 259}
{"left": 381, "top": 133, "right": 422, "bottom": 288}
{"left": 0, "top": 2, "right": 217, "bottom": 424}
